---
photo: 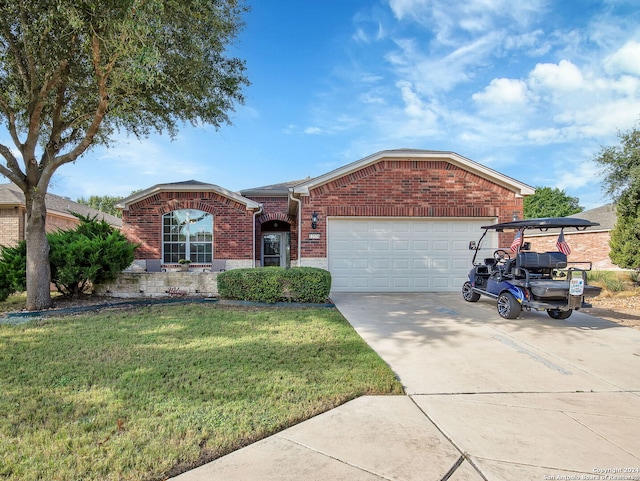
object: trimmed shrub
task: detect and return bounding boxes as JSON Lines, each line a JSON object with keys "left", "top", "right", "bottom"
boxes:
{"left": 218, "top": 267, "right": 331, "bottom": 303}
{"left": 0, "top": 214, "right": 137, "bottom": 300}
{"left": 48, "top": 215, "right": 137, "bottom": 297}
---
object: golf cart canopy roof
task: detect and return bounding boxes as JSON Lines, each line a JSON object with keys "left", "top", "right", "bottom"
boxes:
{"left": 481, "top": 217, "right": 600, "bottom": 232}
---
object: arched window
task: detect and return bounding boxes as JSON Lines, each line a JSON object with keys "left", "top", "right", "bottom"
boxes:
{"left": 162, "top": 209, "right": 213, "bottom": 263}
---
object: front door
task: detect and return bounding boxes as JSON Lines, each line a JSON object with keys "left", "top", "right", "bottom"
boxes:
{"left": 262, "top": 232, "right": 290, "bottom": 267}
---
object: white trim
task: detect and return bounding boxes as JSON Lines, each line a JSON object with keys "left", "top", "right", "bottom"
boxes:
{"left": 116, "top": 182, "right": 261, "bottom": 211}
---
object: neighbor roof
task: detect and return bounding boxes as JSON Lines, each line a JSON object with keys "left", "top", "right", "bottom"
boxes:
{"left": 115, "top": 180, "right": 261, "bottom": 211}
{"left": 291, "top": 149, "right": 535, "bottom": 197}
{"left": 0, "top": 183, "right": 122, "bottom": 227}
{"left": 571, "top": 203, "right": 616, "bottom": 231}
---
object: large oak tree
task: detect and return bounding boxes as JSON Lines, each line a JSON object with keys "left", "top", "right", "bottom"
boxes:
{"left": 0, "top": 0, "right": 248, "bottom": 309}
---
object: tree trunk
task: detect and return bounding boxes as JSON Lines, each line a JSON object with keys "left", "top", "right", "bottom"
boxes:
{"left": 25, "top": 190, "right": 52, "bottom": 311}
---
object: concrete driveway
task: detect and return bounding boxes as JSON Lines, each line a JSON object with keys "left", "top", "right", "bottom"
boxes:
{"left": 331, "top": 292, "right": 640, "bottom": 480}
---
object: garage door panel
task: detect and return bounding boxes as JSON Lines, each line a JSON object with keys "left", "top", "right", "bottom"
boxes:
{"left": 373, "top": 259, "right": 390, "bottom": 270}
{"left": 373, "top": 240, "right": 389, "bottom": 250}
{"left": 413, "top": 277, "right": 431, "bottom": 288}
{"left": 432, "top": 240, "right": 449, "bottom": 251}
{"left": 393, "top": 259, "right": 410, "bottom": 270}
{"left": 353, "top": 240, "right": 369, "bottom": 251}
{"left": 452, "top": 240, "right": 469, "bottom": 251}
{"left": 393, "top": 240, "right": 409, "bottom": 250}
{"left": 329, "top": 218, "right": 490, "bottom": 292}
{"left": 413, "top": 240, "right": 429, "bottom": 251}
{"left": 453, "top": 258, "right": 469, "bottom": 270}
{"left": 412, "top": 258, "right": 429, "bottom": 269}
{"left": 352, "top": 259, "right": 369, "bottom": 269}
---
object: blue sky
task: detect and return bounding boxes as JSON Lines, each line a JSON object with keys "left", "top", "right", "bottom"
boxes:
{"left": 4, "top": 0, "right": 640, "bottom": 209}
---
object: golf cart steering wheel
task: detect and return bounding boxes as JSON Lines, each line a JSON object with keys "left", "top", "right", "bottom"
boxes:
{"left": 493, "top": 249, "right": 511, "bottom": 263}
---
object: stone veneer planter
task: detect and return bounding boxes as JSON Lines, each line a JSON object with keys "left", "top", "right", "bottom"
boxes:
{"left": 96, "top": 271, "right": 220, "bottom": 298}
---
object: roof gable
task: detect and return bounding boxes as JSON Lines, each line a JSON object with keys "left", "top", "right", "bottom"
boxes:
{"left": 115, "top": 180, "right": 261, "bottom": 211}
{"left": 292, "top": 149, "right": 534, "bottom": 197}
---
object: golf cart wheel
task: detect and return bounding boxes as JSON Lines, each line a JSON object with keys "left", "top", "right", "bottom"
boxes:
{"left": 497, "top": 292, "right": 521, "bottom": 319}
{"left": 547, "top": 309, "right": 572, "bottom": 320}
{"left": 462, "top": 281, "right": 480, "bottom": 302}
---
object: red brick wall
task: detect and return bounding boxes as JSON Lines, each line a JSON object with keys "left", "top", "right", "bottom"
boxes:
{"left": 299, "top": 160, "right": 524, "bottom": 258}
{"left": 122, "top": 191, "right": 255, "bottom": 260}
{"left": 527, "top": 231, "right": 617, "bottom": 270}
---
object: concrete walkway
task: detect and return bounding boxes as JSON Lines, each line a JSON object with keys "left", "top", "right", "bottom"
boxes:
{"left": 174, "top": 293, "right": 640, "bottom": 481}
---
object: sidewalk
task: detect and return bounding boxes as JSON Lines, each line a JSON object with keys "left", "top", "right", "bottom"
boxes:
{"left": 173, "top": 395, "right": 480, "bottom": 481}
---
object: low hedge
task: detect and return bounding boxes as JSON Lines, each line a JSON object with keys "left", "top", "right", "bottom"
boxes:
{"left": 217, "top": 267, "right": 332, "bottom": 303}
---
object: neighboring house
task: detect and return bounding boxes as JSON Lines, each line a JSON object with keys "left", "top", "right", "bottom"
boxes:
{"left": 117, "top": 149, "right": 534, "bottom": 292}
{"left": 0, "top": 182, "right": 122, "bottom": 247}
{"left": 526, "top": 203, "right": 618, "bottom": 270}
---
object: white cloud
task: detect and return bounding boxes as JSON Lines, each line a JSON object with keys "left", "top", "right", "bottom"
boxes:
{"left": 388, "top": 0, "right": 547, "bottom": 43}
{"left": 387, "top": 32, "right": 503, "bottom": 94}
{"left": 554, "top": 160, "right": 602, "bottom": 191}
{"left": 604, "top": 40, "right": 640, "bottom": 76}
{"left": 528, "top": 60, "right": 584, "bottom": 91}
{"left": 472, "top": 78, "right": 529, "bottom": 106}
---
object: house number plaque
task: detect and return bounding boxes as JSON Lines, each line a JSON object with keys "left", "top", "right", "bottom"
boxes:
{"left": 308, "top": 233, "right": 321, "bottom": 240}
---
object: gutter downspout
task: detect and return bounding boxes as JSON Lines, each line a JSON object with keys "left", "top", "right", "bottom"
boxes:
{"left": 289, "top": 189, "right": 302, "bottom": 267}
{"left": 252, "top": 204, "right": 263, "bottom": 268}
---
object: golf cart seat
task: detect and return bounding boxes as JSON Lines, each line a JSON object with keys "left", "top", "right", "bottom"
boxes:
{"left": 515, "top": 252, "right": 567, "bottom": 278}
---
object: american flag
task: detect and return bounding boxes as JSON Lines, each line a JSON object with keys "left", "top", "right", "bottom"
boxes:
{"left": 556, "top": 229, "right": 571, "bottom": 255}
{"left": 510, "top": 230, "right": 522, "bottom": 252}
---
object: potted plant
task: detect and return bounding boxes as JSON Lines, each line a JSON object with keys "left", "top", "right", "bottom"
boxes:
{"left": 178, "top": 258, "right": 192, "bottom": 271}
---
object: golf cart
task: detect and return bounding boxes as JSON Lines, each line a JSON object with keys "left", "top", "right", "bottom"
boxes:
{"left": 462, "top": 217, "right": 602, "bottom": 319}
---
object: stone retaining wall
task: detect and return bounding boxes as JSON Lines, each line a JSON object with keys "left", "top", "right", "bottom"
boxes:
{"left": 96, "top": 271, "right": 220, "bottom": 298}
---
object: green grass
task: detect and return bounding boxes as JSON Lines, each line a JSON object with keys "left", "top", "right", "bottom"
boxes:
{"left": 0, "top": 303, "right": 403, "bottom": 481}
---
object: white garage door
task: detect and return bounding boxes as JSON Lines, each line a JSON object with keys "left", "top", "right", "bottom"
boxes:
{"left": 328, "top": 218, "right": 491, "bottom": 292}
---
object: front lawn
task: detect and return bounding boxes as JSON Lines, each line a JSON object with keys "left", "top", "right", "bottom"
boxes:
{"left": 0, "top": 303, "right": 403, "bottom": 481}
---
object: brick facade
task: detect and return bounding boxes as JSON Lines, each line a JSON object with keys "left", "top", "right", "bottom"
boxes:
{"left": 298, "top": 160, "right": 523, "bottom": 258}
{"left": 119, "top": 151, "right": 531, "bottom": 271}
{"left": 0, "top": 208, "right": 23, "bottom": 246}
{"left": 46, "top": 213, "right": 81, "bottom": 234}
{"left": 527, "top": 231, "right": 617, "bottom": 270}
{"left": 122, "top": 190, "right": 256, "bottom": 260}
{"left": 0, "top": 207, "right": 81, "bottom": 247}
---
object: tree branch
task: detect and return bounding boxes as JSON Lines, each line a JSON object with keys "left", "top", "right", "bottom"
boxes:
{"left": 46, "top": 34, "right": 111, "bottom": 171}
{"left": 0, "top": 144, "right": 26, "bottom": 189}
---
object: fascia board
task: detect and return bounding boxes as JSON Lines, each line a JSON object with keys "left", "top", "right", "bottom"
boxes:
{"left": 116, "top": 183, "right": 261, "bottom": 211}
{"left": 292, "top": 150, "right": 535, "bottom": 197}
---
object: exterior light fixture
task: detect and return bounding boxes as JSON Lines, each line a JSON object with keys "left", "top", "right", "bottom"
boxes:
{"left": 311, "top": 211, "right": 319, "bottom": 229}
{"left": 512, "top": 211, "right": 519, "bottom": 221}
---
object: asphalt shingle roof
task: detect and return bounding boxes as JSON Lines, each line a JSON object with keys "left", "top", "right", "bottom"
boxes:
{"left": 0, "top": 183, "right": 122, "bottom": 227}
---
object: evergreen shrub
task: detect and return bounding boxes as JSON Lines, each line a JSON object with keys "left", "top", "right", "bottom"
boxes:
{"left": 217, "top": 267, "right": 331, "bottom": 303}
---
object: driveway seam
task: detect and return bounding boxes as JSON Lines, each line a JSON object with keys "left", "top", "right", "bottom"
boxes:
{"left": 407, "top": 395, "right": 489, "bottom": 481}
{"left": 276, "top": 434, "right": 392, "bottom": 481}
